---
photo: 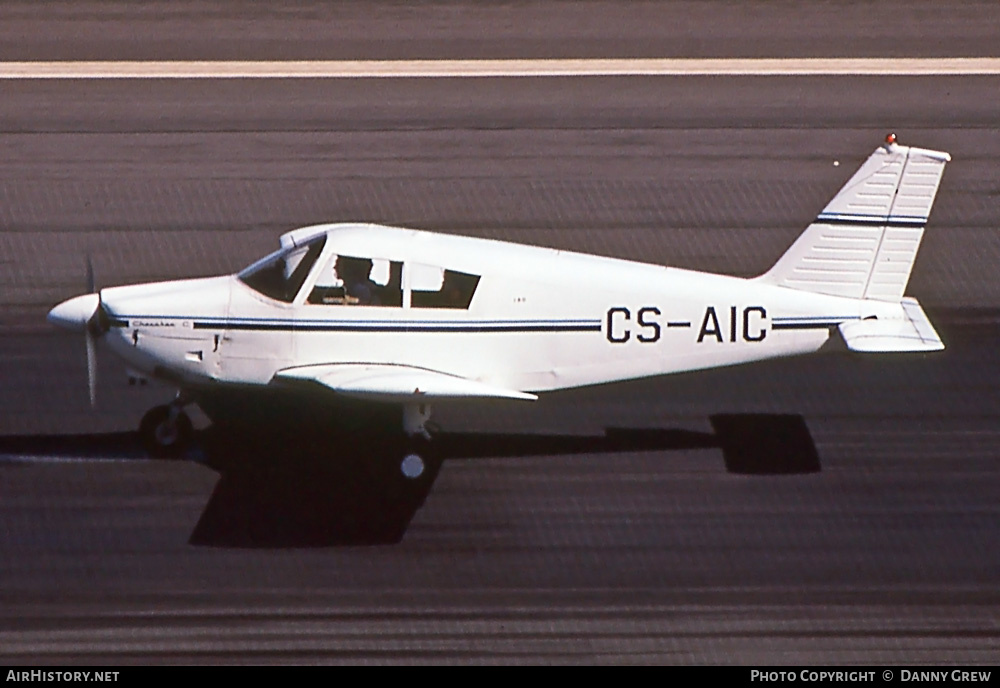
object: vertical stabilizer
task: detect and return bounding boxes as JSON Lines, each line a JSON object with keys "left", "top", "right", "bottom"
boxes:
{"left": 759, "top": 135, "right": 950, "bottom": 301}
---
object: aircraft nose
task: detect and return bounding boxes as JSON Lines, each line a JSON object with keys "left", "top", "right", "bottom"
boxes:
{"left": 47, "top": 293, "right": 100, "bottom": 331}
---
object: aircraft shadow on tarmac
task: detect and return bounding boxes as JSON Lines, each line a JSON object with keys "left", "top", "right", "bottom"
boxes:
{"left": 0, "top": 414, "right": 819, "bottom": 548}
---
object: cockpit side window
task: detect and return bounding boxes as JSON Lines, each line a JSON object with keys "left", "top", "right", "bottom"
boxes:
{"left": 307, "top": 254, "right": 403, "bottom": 307}
{"left": 238, "top": 235, "right": 327, "bottom": 303}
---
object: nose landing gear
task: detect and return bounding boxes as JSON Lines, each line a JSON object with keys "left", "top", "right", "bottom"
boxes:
{"left": 139, "top": 401, "right": 193, "bottom": 459}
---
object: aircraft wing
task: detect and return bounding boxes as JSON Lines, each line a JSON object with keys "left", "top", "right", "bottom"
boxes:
{"left": 274, "top": 363, "right": 538, "bottom": 402}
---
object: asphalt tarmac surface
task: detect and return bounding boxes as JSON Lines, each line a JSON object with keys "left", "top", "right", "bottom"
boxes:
{"left": 1, "top": 0, "right": 999, "bottom": 665}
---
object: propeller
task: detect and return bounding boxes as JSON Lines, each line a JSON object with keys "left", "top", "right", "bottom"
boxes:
{"left": 86, "top": 253, "right": 95, "bottom": 294}
{"left": 85, "top": 319, "right": 98, "bottom": 407}
{"left": 84, "top": 254, "right": 100, "bottom": 407}
{"left": 47, "top": 255, "right": 110, "bottom": 407}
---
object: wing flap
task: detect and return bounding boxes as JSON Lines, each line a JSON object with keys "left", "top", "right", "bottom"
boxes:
{"left": 838, "top": 298, "right": 944, "bottom": 353}
{"left": 275, "top": 363, "right": 537, "bottom": 401}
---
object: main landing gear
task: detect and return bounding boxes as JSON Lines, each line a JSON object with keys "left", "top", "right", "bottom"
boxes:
{"left": 137, "top": 398, "right": 436, "bottom": 473}
{"left": 139, "top": 398, "right": 193, "bottom": 459}
{"left": 399, "top": 402, "right": 434, "bottom": 480}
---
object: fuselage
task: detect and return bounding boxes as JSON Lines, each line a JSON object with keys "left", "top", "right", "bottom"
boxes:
{"left": 96, "top": 223, "right": 905, "bottom": 395}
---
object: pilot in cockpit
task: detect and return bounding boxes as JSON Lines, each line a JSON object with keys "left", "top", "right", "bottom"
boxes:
{"left": 336, "top": 256, "right": 381, "bottom": 306}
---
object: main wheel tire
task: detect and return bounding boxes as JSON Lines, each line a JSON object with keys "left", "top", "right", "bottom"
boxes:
{"left": 394, "top": 438, "right": 443, "bottom": 508}
{"left": 139, "top": 405, "right": 193, "bottom": 459}
{"left": 400, "top": 453, "right": 426, "bottom": 479}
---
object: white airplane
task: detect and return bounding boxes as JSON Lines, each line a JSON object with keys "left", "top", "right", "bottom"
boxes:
{"left": 48, "top": 135, "right": 949, "bottom": 479}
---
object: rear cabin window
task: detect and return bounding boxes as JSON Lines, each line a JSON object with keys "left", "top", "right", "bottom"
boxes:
{"left": 238, "top": 234, "right": 327, "bottom": 303}
{"left": 307, "top": 254, "right": 403, "bottom": 307}
{"left": 410, "top": 265, "right": 480, "bottom": 309}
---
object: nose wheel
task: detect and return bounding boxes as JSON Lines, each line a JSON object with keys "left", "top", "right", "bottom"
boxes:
{"left": 139, "top": 404, "right": 193, "bottom": 459}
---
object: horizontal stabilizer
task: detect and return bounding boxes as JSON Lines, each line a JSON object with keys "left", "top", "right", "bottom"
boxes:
{"left": 275, "top": 363, "right": 537, "bottom": 402}
{"left": 838, "top": 298, "right": 944, "bottom": 353}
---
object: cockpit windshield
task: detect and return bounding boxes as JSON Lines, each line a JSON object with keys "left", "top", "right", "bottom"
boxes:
{"left": 238, "top": 234, "right": 327, "bottom": 302}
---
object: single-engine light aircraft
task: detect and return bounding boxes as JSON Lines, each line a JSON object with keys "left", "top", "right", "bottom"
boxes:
{"left": 49, "top": 136, "right": 949, "bottom": 481}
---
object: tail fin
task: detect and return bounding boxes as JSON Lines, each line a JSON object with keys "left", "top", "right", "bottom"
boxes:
{"left": 759, "top": 135, "right": 950, "bottom": 302}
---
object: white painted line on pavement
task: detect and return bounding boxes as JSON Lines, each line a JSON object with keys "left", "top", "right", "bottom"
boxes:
{"left": 1, "top": 57, "right": 999, "bottom": 79}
